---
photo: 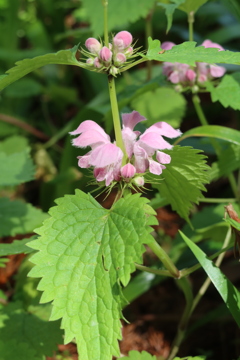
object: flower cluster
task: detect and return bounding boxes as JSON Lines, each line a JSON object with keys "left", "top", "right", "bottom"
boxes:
{"left": 162, "top": 40, "right": 226, "bottom": 89}
{"left": 70, "top": 111, "right": 181, "bottom": 187}
{"left": 83, "top": 31, "right": 135, "bottom": 76}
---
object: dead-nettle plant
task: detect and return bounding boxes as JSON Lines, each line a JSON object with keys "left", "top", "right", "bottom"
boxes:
{"left": 1, "top": 1, "right": 240, "bottom": 360}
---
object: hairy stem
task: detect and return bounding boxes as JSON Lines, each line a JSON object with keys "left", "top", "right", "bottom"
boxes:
{"left": 188, "top": 11, "right": 194, "bottom": 42}
{"left": 148, "top": 240, "right": 180, "bottom": 278}
{"left": 145, "top": 9, "right": 153, "bottom": 81}
{"left": 192, "top": 94, "right": 238, "bottom": 198}
{"left": 108, "top": 75, "right": 127, "bottom": 163}
{"left": 102, "top": 0, "right": 109, "bottom": 46}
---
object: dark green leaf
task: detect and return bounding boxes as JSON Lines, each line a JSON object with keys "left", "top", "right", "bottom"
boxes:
{"left": 179, "top": 231, "right": 240, "bottom": 327}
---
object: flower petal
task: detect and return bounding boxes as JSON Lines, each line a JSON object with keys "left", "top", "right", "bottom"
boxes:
{"left": 72, "top": 130, "right": 109, "bottom": 148}
{"left": 122, "top": 111, "right": 146, "bottom": 130}
{"left": 121, "top": 163, "right": 136, "bottom": 178}
{"left": 156, "top": 151, "right": 171, "bottom": 164}
{"left": 69, "top": 120, "right": 110, "bottom": 141}
{"left": 149, "top": 159, "right": 164, "bottom": 175}
{"left": 145, "top": 122, "right": 182, "bottom": 139}
{"left": 90, "top": 143, "right": 123, "bottom": 167}
{"left": 139, "top": 132, "right": 173, "bottom": 150}
{"left": 133, "top": 143, "right": 148, "bottom": 173}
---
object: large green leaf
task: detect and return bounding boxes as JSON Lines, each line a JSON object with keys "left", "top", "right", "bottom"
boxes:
{"left": 206, "top": 73, "right": 240, "bottom": 110}
{"left": 179, "top": 231, "right": 240, "bottom": 327}
{"left": 0, "top": 302, "right": 62, "bottom": 360}
{"left": 152, "top": 146, "right": 209, "bottom": 222}
{"left": 175, "top": 125, "right": 240, "bottom": 146}
{"left": 144, "top": 38, "right": 240, "bottom": 66}
{"left": 0, "top": 45, "right": 87, "bottom": 92}
{"left": 131, "top": 87, "right": 186, "bottom": 128}
{"left": 0, "top": 198, "right": 48, "bottom": 237}
{"left": 82, "top": 0, "right": 156, "bottom": 36}
{"left": 120, "top": 350, "right": 157, "bottom": 360}
{"left": 28, "top": 190, "right": 157, "bottom": 360}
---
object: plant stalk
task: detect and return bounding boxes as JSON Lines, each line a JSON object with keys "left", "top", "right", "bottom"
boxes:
{"left": 108, "top": 75, "right": 127, "bottom": 163}
{"left": 148, "top": 240, "right": 180, "bottom": 278}
{"left": 188, "top": 11, "right": 194, "bottom": 42}
{"left": 102, "top": 0, "right": 109, "bottom": 46}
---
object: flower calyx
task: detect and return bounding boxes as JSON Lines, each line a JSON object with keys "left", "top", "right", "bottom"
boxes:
{"left": 82, "top": 31, "right": 139, "bottom": 76}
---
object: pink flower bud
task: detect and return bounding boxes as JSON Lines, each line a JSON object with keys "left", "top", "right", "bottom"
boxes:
{"left": 186, "top": 69, "right": 196, "bottom": 82}
{"left": 121, "top": 163, "right": 136, "bottom": 178}
{"left": 86, "top": 58, "right": 94, "bottom": 65}
{"left": 85, "top": 38, "right": 102, "bottom": 54}
{"left": 113, "top": 31, "right": 133, "bottom": 50}
{"left": 93, "top": 57, "right": 102, "bottom": 69}
{"left": 99, "top": 46, "right": 112, "bottom": 62}
{"left": 133, "top": 176, "right": 144, "bottom": 187}
{"left": 114, "top": 53, "right": 126, "bottom": 66}
{"left": 109, "top": 66, "right": 119, "bottom": 76}
{"left": 201, "top": 39, "right": 224, "bottom": 51}
{"left": 125, "top": 46, "right": 133, "bottom": 57}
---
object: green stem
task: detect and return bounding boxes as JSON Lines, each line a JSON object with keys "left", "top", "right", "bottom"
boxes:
{"left": 192, "top": 94, "right": 238, "bottom": 198}
{"left": 198, "top": 197, "right": 236, "bottom": 204}
{"left": 166, "top": 278, "right": 193, "bottom": 360}
{"left": 167, "top": 227, "right": 232, "bottom": 360}
{"left": 145, "top": 9, "right": 153, "bottom": 81}
{"left": 102, "top": 0, "right": 109, "bottom": 46}
{"left": 188, "top": 11, "right": 194, "bottom": 42}
{"left": 135, "top": 263, "right": 174, "bottom": 277}
{"left": 148, "top": 240, "right": 180, "bottom": 278}
{"left": 108, "top": 75, "right": 127, "bottom": 163}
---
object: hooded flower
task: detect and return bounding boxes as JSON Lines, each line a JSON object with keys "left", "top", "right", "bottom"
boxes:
{"left": 70, "top": 111, "right": 181, "bottom": 187}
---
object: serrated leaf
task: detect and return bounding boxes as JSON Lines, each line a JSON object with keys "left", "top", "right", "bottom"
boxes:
{"left": 0, "top": 149, "right": 35, "bottom": 186}
{"left": 0, "top": 198, "right": 48, "bottom": 237}
{"left": 206, "top": 73, "right": 240, "bottom": 110}
{"left": 158, "top": 1, "right": 185, "bottom": 33}
{"left": 152, "top": 146, "right": 209, "bottom": 222}
{"left": 0, "top": 236, "right": 36, "bottom": 256}
{"left": 0, "top": 45, "right": 87, "bottom": 92}
{"left": 179, "top": 230, "right": 240, "bottom": 327}
{"left": 0, "top": 340, "right": 41, "bottom": 360}
{"left": 28, "top": 190, "right": 157, "bottom": 360}
{"left": 82, "top": 0, "right": 156, "bottom": 36}
{"left": 131, "top": 87, "right": 186, "bottom": 128}
{"left": 144, "top": 38, "right": 240, "bottom": 66}
{"left": 120, "top": 350, "right": 157, "bottom": 360}
{"left": 0, "top": 302, "right": 62, "bottom": 359}
{"left": 178, "top": 0, "right": 209, "bottom": 13}
{"left": 176, "top": 125, "right": 240, "bottom": 146}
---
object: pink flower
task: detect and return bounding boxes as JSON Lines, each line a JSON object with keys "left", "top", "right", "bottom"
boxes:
{"left": 70, "top": 111, "right": 181, "bottom": 186}
{"left": 114, "top": 53, "right": 126, "bottom": 66}
{"left": 85, "top": 38, "right": 102, "bottom": 54}
{"left": 70, "top": 120, "right": 123, "bottom": 186}
{"left": 113, "top": 31, "right": 133, "bottom": 50}
{"left": 161, "top": 41, "right": 175, "bottom": 51}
